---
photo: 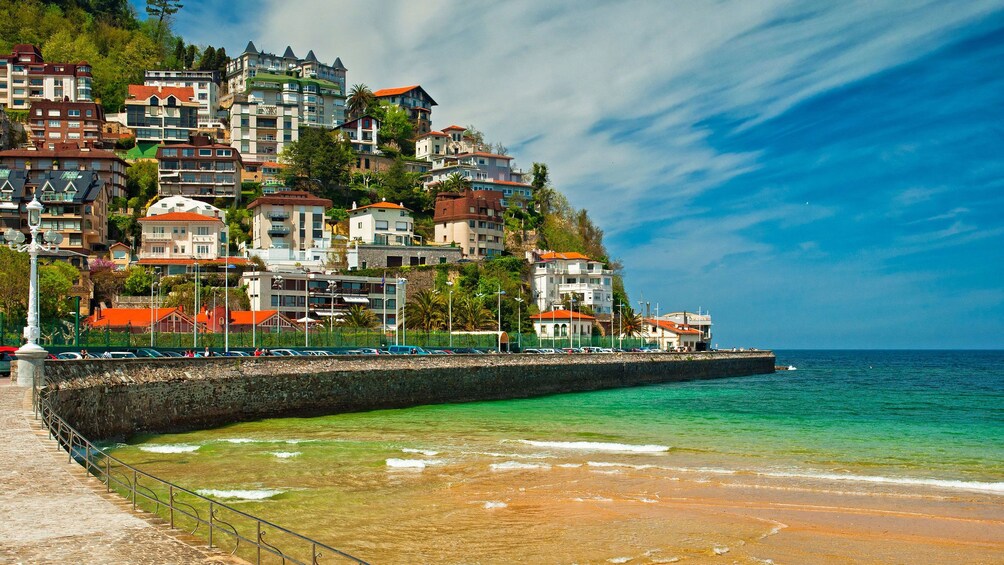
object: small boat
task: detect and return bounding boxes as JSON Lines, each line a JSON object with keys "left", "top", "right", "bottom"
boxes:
{"left": 775, "top": 365, "right": 798, "bottom": 371}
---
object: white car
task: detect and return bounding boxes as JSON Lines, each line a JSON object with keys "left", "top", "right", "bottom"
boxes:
{"left": 56, "top": 352, "right": 84, "bottom": 360}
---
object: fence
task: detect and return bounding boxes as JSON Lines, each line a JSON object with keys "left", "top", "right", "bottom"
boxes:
{"left": 35, "top": 391, "right": 369, "bottom": 564}
{"left": 0, "top": 316, "right": 654, "bottom": 352}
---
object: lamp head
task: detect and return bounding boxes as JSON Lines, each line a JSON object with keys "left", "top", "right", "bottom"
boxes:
{"left": 44, "top": 229, "right": 62, "bottom": 245}
{"left": 26, "top": 197, "right": 43, "bottom": 229}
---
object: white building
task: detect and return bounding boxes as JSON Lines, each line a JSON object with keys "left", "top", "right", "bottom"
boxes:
{"left": 641, "top": 319, "right": 703, "bottom": 352}
{"left": 137, "top": 212, "right": 227, "bottom": 262}
{"left": 657, "top": 311, "right": 713, "bottom": 346}
{"left": 144, "top": 70, "right": 220, "bottom": 125}
{"left": 348, "top": 200, "right": 415, "bottom": 245}
{"left": 246, "top": 191, "right": 337, "bottom": 270}
{"left": 0, "top": 44, "right": 92, "bottom": 110}
{"left": 146, "top": 195, "right": 224, "bottom": 219}
{"left": 229, "top": 98, "right": 300, "bottom": 165}
{"left": 530, "top": 309, "right": 596, "bottom": 345}
{"left": 529, "top": 251, "right": 614, "bottom": 316}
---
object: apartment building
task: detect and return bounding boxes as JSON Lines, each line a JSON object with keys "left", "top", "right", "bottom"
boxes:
{"left": 373, "top": 85, "right": 436, "bottom": 136}
{"left": 246, "top": 191, "right": 336, "bottom": 269}
{"left": 336, "top": 115, "right": 380, "bottom": 155}
{"left": 147, "top": 194, "right": 224, "bottom": 219}
{"left": 424, "top": 151, "right": 532, "bottom": 207}
{"left": 144, "top": 70, "right": 220, "bottom": 124}
{"left": 433, "top": 189, "right": 505, "bottom": 259}
{"left": 0, "top": 44, "right": 92, "bottom": 109}
{"left": 242, "top": 270, "right": 397, "bottom": 330}
{"left": 348, "top": 200, "right": 414, "bottom": 245}
{"left": 27, "top": 100, "right": 106, "bottom": 149}
{"left": 226, "top": 42, "right": 346, "bottom": 126}
{"left": 528, "top": 250, "right": 614, "bottom": 316}
{"left": 415, "top": 125, "right": 476, "bottom": 160}
{"left": 229, "top": 95, "right": 300, "bottom": 164}
{"left": 0, "top": 143, "right": 128, "bottom": 198}
{"left": 124, "top": 85, "right": 199, "bottom": 149}
{"left": 0, "top": 168, "right": 109, "bottom": 258}
{"left": 156, "top": 134, "right": 241, "bottom": 200}
{"left": 137, "top": 211, "right": 227, "bottom": 263}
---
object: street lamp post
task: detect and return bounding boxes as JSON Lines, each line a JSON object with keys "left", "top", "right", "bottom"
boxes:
{"left": 272, "top": 274, "right": 284, "bottom": 346}
{"left": 496, "top": 283, "right": 506, "bottom": 353}
{"left": 569, "top": 295, "right": 577, "bottom": 350}
{"left": 514, "top": 295, "right": 524, "bottom": 351}
{"left": 149, "top": 267, "right": 160, "bottom": 347}
{"left": 618, "top": 302, "right": 625, "bottom": 350}
{"left": 397, "top": 277, "right": 407, "bottom": 345}
{"left": 4, "top": 196, "right": 63, "bottom": 387}
{"left": 446, "top": 281, "right": 454, "bottom": 348}
{"left": 304, "top": 273, "right": 310, "bottom": 348}
{"left": 193, "top": 262, "right": 200, "bottom": 348}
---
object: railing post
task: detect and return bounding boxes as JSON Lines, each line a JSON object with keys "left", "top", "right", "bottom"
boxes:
{"left": 132, "top": 469, "right": 137, "bottom": 510}
{"left": 257, "top": 521, "right": 262, "bottom": 564}
{"left": 67, "top": 430, "right": 74, "bottom": 463}
{"left": 105, "top": 456, "right": 110, "bottom": 492}
{"left": 170, "top": 485, "right": 175, "bottom": 529}
{"left": 209, "top": 500, "right": 213, "bottom": 548}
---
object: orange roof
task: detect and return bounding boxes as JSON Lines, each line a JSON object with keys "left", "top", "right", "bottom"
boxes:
{"left": 351, "top": 201, "right": 410, "bottom": 212}
{"left": 229, "top": 310, "right": 280, "bottom": 325}
{"left": 530, "top": 309, "right": 596, "bottom": 321}
{"left": 647, "top": 319, "right": 702, "bottom": 335}
{"left": 140, "top": 212, "right": 223, "bottom": 223}
{"left": 88, "top": 307, "right": 189, "bottom": 328}
{"left": 479, "top": 179, "right": 532, "bottom": 187}
{"left": 539, "top": 251, "right": 593, "bottom": 262}
{"left": 373, "top": 85, "right": 420, "bottom": 97}
{"left": 467, "top": 151, "right": 512, "bottom": 160}
{"left": 262, "top": 161, "right": 285, "bottom": 168}
{"left": 417, "top": 130, "right": 447, "bottom": 138}
{"left": 443, "top": 125, "right": 466, "bottom": 131}
{"left": 127, "top": 85, "right": 195, "bottom": 101}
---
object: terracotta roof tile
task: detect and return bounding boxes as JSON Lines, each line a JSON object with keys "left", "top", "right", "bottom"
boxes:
{"left": 530, "top": 309, "right": 596, "bottom": 321}
{"left": 127, "top": 85, "right": 196, "bottom": 101}
{"left": 539, "top": 251, "right": 593, "bottom": 262}
{"left": 646, "top": 319, "right": 702, "bottom": 335}
{"left": 373, "top": 85, "right": 421, "bottom": 97}
{"left": 139, "top": 212, "right": 223, "bottom": 223}
{"left": 351, "top": 201, "right": 409, "bottom": 212}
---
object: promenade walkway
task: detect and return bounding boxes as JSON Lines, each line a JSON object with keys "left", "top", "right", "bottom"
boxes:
{"left": 0, "top": 381, "right": 234, "bottom": 564}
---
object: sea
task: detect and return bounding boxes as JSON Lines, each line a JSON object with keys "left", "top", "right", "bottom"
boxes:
{"left": 108, "top": 350, "right": 1004, "bottom": 563}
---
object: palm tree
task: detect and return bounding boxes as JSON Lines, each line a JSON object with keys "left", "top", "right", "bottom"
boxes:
{"left": 346, "top": 84, "right": 375, "bottom": 120}
{"left": 405, "top": 289, "right": 445, "bottom": 332}
{"left": 620, "top": 309, "right": 644, "bottom": 337}
{"left": 339, "top": 304, "right": 377, "bottom": 329}
{"left": 440, "top": 172, "right": 472, "bottom": 193}
{"left": 454, "top": 294, "right": 495, "bottom": 330}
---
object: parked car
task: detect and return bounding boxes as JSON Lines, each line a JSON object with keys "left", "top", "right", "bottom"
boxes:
{"left": 56, "top": 352, "right": 84, "bottom": 360}
{"left": 134, "top": 348, "right": 165, "bottom": 358}
{"left": 223, "top": 350, "right": 250, "bottom": 357}
{"left": 357, "top": 348, "right": 380, "bottom": 355}
{"left": 387, "top": 345, "right": 430, "bottom": 355}
{"left": 102, "top": 351, "right": 137, "bottom": 359}
{"left": 270, "top": 349, "right": 302, "bottom": 356}
{"left": 0, "top": 346, "right": 17, "bottom": 374}
{"left": 160, "top": 351, "right": 184, "bottom": 357}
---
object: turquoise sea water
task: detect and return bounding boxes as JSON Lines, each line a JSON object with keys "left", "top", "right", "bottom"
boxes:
{"left": 109, "top": 350, "right": 1004, "bottom": 561}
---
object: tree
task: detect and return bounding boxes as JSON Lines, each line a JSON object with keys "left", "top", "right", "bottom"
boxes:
{"left": 340, "top": 304, "right": 377, "bottom": 329}
{"left": 123, "top": 266, "right": 153, "bottom": 295}
{"left": 0, "top": 246, "right": 29, "bottom": 320}
{"left": 346, "top": 84, "right": 375, "bottom": 120}
{"left": 145, "top": 0, "right": 182, "bottom": 44}
{"left": 620, "top": 308, "right": 643, "bottom": 337}
{"left": 197, "top": 45, "right": 216, "bottom": 71}
{"left": 369, "top": 102, "right": 413, "bottom": 156}
{"left": 405, "top": 289, "right": 445, "bottom": 332}
{"left": 453, "top": 294, "right": 495, "bottom": 331}
{"left": 279, "top": 127, "right": 355, "bottom": 202}
{"left": 440, "top": 172, "right": 471, "bottom": 193}
{"left": 38, "top": 261, "right": 79, "bottom": 319}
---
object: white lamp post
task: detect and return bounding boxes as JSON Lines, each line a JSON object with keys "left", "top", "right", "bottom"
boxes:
{"left": 397, "top": 277, "right": 407, "bottom": 346}
{"left": 618, "top": 302, "right": 625, "bottom": 350}
{"left": 446, "top": 281, "right": 454, "bottom": 348}
{"left": 304, "top": 273, "right": 311, "bottom": 348}
{"left": 149, "top": 267, "right": 160, "bottom": 347}
{"left": 5, "top": 196, "right": 63, "bottom": 387}
{"left": 516, "top": 294, "right": 525, "bottom": 349}
{"left": 496, "top": 283, "right": 506, "bottom": 353}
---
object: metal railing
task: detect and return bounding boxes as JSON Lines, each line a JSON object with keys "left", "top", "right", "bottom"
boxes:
{"left": 35, "top": 394, "right": 369, "bottom": 565}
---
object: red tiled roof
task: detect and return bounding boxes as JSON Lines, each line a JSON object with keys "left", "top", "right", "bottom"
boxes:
{"left": 539, "top": 251, "right": 593, "bottom": 262}
{"left": 0, "top": 144, "right": 126, "bottom": 164}
{"left": 88, "top": 307, "right": 189, "bottom": 328}
{"left": 530, "top": 309, "right": 596, "bottom": 321}
{"left": 230, "top": 310, "right": 280, "bottom": 325}
{"left": 351, "top": 201, "right": 409, "bottom": 212}
{"left": 373, "top": 85, "right": 420, "bottom": 97}
{"left": 139, "top": 212, "right": 223, "bottom": 223}
{"left": 416, "top": 131, "right": 447, "bottom": 138}
{"left": 443, "top": 125, "right": 466, "bottom": 131}
{"left": 647, "top": 319, "right": 702, "bottom": 335}
{"left": 127, "top": 85, "right": 196, "bottom": 101}
{"left": 467, "top": 151, "right": 513, "bottom": 160}
{"left": 478, "top": 179, "right": 532, "bottom": 187}
{"left": 247, "top": 190, "right": 332, "bottom": 209}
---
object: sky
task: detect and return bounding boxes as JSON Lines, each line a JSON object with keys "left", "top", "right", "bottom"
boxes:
{"left": 161, "top": 0, "right": 1004, "bottom": 349}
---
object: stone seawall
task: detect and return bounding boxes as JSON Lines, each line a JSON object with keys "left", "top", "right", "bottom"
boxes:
{"left": 43, "top": 351, "right": 775, "bottom": 440}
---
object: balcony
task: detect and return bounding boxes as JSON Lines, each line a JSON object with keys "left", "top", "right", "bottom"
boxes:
{"left": 192, "top": 234, "right": 216, "bottom": 243}
{"left": 268, "top": 226, "right": 290, "bottom": 236}
{"left": 144, "top": 233, "right": 172, "bottom": 241}
{"left": 267, "top": 212, "right": 289, "bottom": 220}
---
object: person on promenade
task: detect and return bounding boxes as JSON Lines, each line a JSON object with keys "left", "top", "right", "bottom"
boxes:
{"left": 204, "top": 346, "right": 211, "bottom": 357}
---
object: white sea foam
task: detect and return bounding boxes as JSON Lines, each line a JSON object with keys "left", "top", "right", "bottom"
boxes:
{"left": 402, "top": 448, "right": 440, "bottom": 456}
{"left": 490, "top": 461, "right": 551, "bottom": 471}
{"left": 223, "top": 438, "right": 263, "bottom": 444}
{"left": 759, "top": 470, "right": 1004, "bottom": 494}
{"left": 573, "top": 496, "right": 614, "bottom": 502}
{"left": 139, "top": 444, "right": 200, "bottom": 453}
{"left": 608, "top": 558, "right": 632, "bottom": 564}
{"left": 197, "top": 489, "right": 283, "bottom": 500}
{"left": 557, "top": 463, "right": 583, "bottom": 468}
{"left": 483, "top": 501, "right": 508, "bottom": 509}
{"left": 712, "top": 546, "right": 730, "bottom": 555}
{"left": 386, "top": 458, "right": 444, "bottom": 469}
{"left": 588, "top": 461, "right": 656, "bottom": 470}
{"left": 271, "top": 451, "right": 301, "bottom": 459}
{"left": 520, "top": 440, "right": 669, "bottom": 453}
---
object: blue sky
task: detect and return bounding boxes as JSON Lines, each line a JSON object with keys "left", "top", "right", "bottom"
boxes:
{"left": 160, "top": 1, "right": 1004, "bottom": 349}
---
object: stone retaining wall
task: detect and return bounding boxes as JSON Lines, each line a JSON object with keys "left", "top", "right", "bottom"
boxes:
{"left": 42, "top": 351, "right": 775, "bottom": 440}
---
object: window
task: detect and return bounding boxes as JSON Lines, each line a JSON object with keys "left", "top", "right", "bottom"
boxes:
{"left": 199, "top": 149, "right": 212, "bottom": 156}
{"left": 162, "top": 148, "right": 178, "bottom": 157}
{"left": 196, "top": 226, "right": 209, "bottom": 235}
{"left": 152, "top": 246, "right": 165, "bottom": 254}
{"left": 67, "top": 109, "right": 80, "bottom": 117}
{"left": 375, "top": 220, "right": 388, "bottom": 230}
{"left": 48, "top": 120, "right": 60, "bottom": 127}
{"left": 216, "top": 149, "right": 232, "bottom": 157}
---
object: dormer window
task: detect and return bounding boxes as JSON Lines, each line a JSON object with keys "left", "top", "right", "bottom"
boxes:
{"left": 149, "top": 96, "right": 160, "bottom": 106}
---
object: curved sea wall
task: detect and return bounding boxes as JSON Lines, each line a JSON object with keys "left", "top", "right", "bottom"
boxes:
{"left": 43, "top": 351, "right": 774, "bottom": 440}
